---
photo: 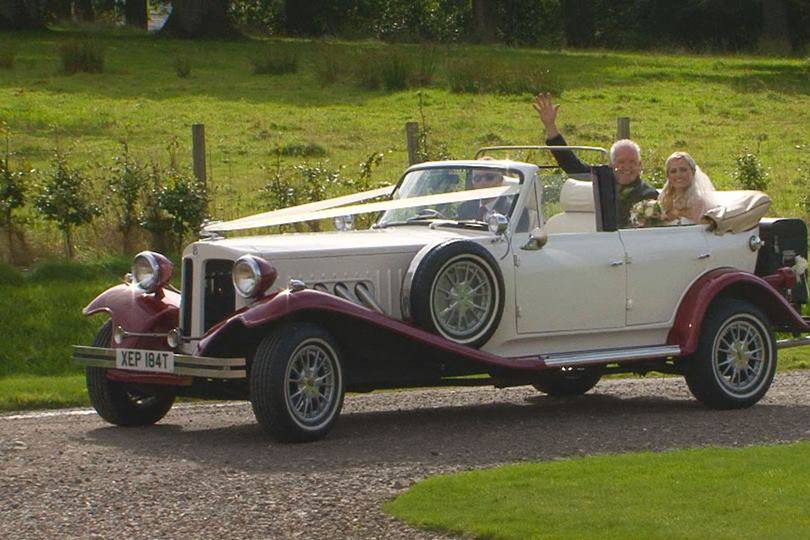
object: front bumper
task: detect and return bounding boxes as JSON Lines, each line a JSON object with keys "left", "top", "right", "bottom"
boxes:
{"left": 72, "top": 346, "right": 246, "bottom": 379}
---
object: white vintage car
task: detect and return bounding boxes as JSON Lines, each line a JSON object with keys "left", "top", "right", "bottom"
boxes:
{"left": 73, "top": 146, "right": 810, "bottom": 442}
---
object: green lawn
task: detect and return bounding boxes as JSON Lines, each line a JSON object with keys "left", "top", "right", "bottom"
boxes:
{"left": 385, "top": 442, "right": 810, "bottom": 539}
{"left": 0, "top": 373, "right": 88, "bottom": 411}
{"left": 2, "top": 30, "right": 809, "bottom": 257}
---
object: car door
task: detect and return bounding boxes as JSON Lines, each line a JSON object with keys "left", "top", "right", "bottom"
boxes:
{"left": 618, "top": 225, "right": 710, "bottom": 326}
{"left": 514, "top": 231, "right": 628, "bottom": 334}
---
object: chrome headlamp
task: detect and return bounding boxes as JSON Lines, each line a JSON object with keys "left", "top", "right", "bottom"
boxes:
{"left": 232, "top": 255, "right": 277, "bottom": 299}
{"left": 132, "top": 251, "right": 173, "bottom": 293}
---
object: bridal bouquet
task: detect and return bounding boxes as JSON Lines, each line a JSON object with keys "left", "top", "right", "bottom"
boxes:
{"left": 629, "top": 200, "right": 666, "bottom": 228}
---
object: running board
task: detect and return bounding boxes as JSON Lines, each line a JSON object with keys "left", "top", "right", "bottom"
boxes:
{"left": 542, "top": 345, "right": 682, "bottom": 368}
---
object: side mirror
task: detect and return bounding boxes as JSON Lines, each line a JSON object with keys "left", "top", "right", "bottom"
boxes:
{"left": 487, "top": 213, "right": 509, "bottom": 236}
{"left": 521, "top": 227, "right": 548, "bottom": 251}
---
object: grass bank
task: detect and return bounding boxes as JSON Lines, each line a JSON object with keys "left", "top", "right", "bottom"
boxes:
{"left": 0, "top": 374, "right": 87, "bottom": 411}
{"left": 385, "top": 442, "right": 810, "bottom": 539}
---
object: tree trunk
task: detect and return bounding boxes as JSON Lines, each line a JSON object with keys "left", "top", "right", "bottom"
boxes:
{"left": 472, "top": 0, "right": 496, "bottom": 43}
{"left": 0, "top": 0, "right": 47, "bottom": 29}
{"left": 74, "top": 0, "right": 94, "bottom": 21}
{"left": 758, "top": 0, "right": 792, "bottom": 54}
{"left": 161, "top": 0, "right": 238, "bottom": 39}
{"left": 560, "top": 0, "right": 594, "bottom": 47}
{"left": 124, "top": 0, "right": 147, "bottom": 29}
{"left": 63, "top": 228, "right": 73, "bottom": 259}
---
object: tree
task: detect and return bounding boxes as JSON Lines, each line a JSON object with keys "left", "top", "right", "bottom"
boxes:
{"left": 74, "top": 0, "right": 94, "bottom": 21}
{"left": 0, "top": 0, "right": 47, "bottom": 30}
{"left": 759, "top": 0, "right": 792, "bottom": 54}
{"left": 161, "top": 0, "right": 239, "bottom": 38}
{"left": 472, "top": 0, "right": 497, "bottom": 42}
{"left": 35, "top": 152, "right": 101, "bottom": 259}
{"left": 124, "top": 0, "right": 147, "bottom": 29}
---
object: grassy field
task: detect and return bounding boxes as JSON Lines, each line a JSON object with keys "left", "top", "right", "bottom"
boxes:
{"left": 385, "top": 442, "right": 810, "bottom": 539}
{"left": 1, "top": 29, "right": 809, "bottom": 258}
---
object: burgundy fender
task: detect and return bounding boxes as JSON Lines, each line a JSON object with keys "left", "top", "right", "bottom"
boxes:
{"left": 667, "top": 267, "right": 809, "bottom": 356}
{"left": 84, "top": 283, "right": 180, "bottom": 350}
{"left": 196, "top": 289, "right": 547, "bottom": 372}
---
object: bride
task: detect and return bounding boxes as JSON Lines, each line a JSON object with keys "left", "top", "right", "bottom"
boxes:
{"left": 659, "top": 151, "right": 716, "bottom": 223}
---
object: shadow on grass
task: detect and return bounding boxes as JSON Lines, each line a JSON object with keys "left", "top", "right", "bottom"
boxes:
{"left": 85, "top": 390, "right": 810, "bottom": 474}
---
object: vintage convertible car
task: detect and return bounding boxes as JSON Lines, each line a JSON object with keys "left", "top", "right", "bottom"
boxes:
{"left": 73, "top": 146, "right": 810, "bottom": 442}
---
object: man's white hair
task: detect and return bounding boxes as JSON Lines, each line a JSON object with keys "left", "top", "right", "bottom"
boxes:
{"left": 609, "top": 139, "right": 642, "bottom": 163}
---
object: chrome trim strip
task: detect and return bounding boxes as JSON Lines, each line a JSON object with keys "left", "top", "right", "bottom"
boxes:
{"left": 777, "top": 337, "right": 810, "bottom": 349}
{"left": 543, "top": 345, "right": 682, "bottom": 367}
{"left": 72, "top": 346, "right": 246, "bottom": 379}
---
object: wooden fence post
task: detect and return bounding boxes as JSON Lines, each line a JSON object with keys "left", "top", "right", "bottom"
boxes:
{"left": 405, "top": 121, "right": 420, "bottom": 165}
{"left": 616, "top": 117, "right": 631, "bottom": 140}
{"left": 192, "top": 124, "right": 207, "bottom": 187}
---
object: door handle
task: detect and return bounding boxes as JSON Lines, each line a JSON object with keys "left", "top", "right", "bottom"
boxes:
{"left": 697, "top": 253, "right": 711, "bottom": 260}
{"left": 609, "top": 260, "right": 625, "bottom": 267}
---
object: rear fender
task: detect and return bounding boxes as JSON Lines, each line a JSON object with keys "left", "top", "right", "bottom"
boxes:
{"left": 667, "top": 267, "right": 809, "bottom": 355}
{"left": 84, "top": 283, "right": 180, "bottom": 349}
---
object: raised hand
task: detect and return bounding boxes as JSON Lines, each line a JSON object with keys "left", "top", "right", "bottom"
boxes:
{"left": 532, "top": 92, "right": 560, "bottom": 138}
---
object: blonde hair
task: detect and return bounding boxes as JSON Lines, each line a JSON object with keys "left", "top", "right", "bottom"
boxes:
{"left": 659, "top": 152, "right": 701, "bottom": 216}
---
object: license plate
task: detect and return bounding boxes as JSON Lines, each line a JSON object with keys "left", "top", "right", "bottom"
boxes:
{"left": 116, "top": 348, "right": 175, "bottom": 374}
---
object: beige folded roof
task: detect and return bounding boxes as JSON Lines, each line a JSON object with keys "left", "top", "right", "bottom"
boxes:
{"left": 704, "top": 190, "right": 772, "bottom": 234}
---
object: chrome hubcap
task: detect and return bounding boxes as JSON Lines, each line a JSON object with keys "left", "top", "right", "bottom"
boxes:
{"left": 713, "top": 319, "right": 767, "bottom": 394}
{"left": 285, "top": 341, "right": 336, "bottom": 424}
{"left": 432, "top": 259, "right": 492, "bottom": 337}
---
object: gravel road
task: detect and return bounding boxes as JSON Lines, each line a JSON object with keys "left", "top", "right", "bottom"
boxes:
{"left": 2, "top": 371, "right": 810, "bottom": 539}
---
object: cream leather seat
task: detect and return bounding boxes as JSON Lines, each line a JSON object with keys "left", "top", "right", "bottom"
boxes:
{"left": 543, "top": 179, "right": 597, "bottom": 234}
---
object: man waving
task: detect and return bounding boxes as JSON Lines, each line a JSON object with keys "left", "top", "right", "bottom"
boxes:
{"left": 534, "top": 93, "right": 658, "bottom": 227}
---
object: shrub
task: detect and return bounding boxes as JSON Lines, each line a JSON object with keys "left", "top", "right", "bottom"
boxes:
{"left": 107, "top": 144, "right": 145, "bottom": 254}
{"left": 146, "top": 166, "right": 207, "bottom": 253}
{"left": 0, "top": 134, "right": 27, "bottom": 264}
{"left": 0, "top": 43, "right": 16, "bottom": 69}
{"left": 356, "top": 58, "right": 383, "bottom": 90}
{"left": 313, "top": 44, "right": 344, "bottom": 85}
{"left": 140, "top": 164, "right": 173, "bottom": 253}
{"left": 446, "top": 58, "right": 563, "bottom": 96}
{"left": 174, "top": 57, "right": 192, "bottom": 78}
{"left": 58, "top": 41, "right": 104, "bottom": 75}
{"left": 381, "top": 53, "right": 412, "bottom": 90}
{"left": 35, "top": 152, "right": 101, "bottom": 259}
{"left": 276, "top": 142, "right": 327, "bottom": 158}
{"left": 251, "top": 48, "right": 298, "bottom": 75}
{"left": 732, "top": 152, "right": 770, "bottom": 191}
{"left": 412, "top": 46, "right": 440, "bottom": 87}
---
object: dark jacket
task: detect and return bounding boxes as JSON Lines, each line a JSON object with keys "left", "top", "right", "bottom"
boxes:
{"left": 546, "top": 134, "right": 658, "bottom": 228}
{"left": 458, "top": 196, "right": 512, "bottom": 221}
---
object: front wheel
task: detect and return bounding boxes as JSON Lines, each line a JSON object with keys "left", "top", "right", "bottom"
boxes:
{"left": 683, "top": 298, "right": 776, "bottom": 409}
{"left": 533, "top": 366, "right": 602, "bottom": 396}
{"left": 86, "top": 321, "right": 176, "bottom": 426}
{"left": 250, "top": 322, "right": 346, "bottom": 443}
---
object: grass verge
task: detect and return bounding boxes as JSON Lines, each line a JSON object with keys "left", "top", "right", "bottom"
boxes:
{"left": 385, "top": 442, "right": 810, "bottom": 539}
{"left": 0, "top": 374, "right": 88, "bottom": 412}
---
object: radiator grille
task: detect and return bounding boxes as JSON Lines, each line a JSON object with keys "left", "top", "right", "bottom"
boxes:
{"left": 204, "top": 259, "right": 235, "bottom": 332}
{"left": 180, "top": 258, "right": 194, "bottom": 337}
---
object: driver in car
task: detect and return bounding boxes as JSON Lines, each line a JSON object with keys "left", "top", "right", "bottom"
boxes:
{"left": 458, "top": 169, "right": 511, "bottom": 221}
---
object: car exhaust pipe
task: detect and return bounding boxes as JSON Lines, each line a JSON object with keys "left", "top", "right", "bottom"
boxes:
{"left": 776, "top": 336, "right": 810, "bottom": 349}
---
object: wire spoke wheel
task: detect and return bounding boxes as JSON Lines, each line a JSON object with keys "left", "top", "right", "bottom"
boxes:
{"left": 284, "top": 340, "right": 337, "bottom": 426}
{"left": 432, "top": 259, "right": 493, "bottom": 337}
{"left": 711, "top": 318, "right": 767, "bottom": 396}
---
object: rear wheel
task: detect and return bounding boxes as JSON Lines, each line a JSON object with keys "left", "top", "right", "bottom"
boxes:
{"left": 250, "top": 322, "right": 345, "bottom": 443}
{"left": 683, "top": 298, "right": 776, "bottom": 409}
{"left": 533, "top": 367, "right": 602, "bottom": 396}
{"left": 86, "top": 321, "right": 176, "bottom": 426}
